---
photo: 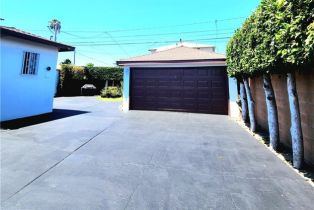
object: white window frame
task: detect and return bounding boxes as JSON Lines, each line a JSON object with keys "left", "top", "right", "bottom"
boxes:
{"left": 21, "top": 51, "right": 40, "bottom": 75}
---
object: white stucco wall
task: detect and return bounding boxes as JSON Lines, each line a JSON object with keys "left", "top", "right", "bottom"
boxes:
{"left": 0, "top": 37, "right": 59, "bottom": 121}
{"left": 228, "top": 77, "right": 240, "bottom": 118}
{"left": 122, "top": 66, "right": 130, "bottom": 112}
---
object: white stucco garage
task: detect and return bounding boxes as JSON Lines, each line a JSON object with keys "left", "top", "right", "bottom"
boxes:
{"left": 117, "top": 42, "right": 239, "bottom": 116}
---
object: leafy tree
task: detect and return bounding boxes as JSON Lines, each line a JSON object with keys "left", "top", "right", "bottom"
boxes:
{"left": 61, "top": 59, "right": 72, "bottom": 64}
{"left": 273, "top": 0, "right": 313, "bottom": 169}
{"left": 274, "top": 0, "right": 314, "bottom": 68}
{"left": 226, "top": 31, "right": 249, "bottom": 123}
{"left": 86, "top": 63, "right": 94, "bottom": 69}
{"left": 254, "top": 2, "right": 280, "bottom": 151}
{"left": 227, "top": 15, "right": 257, "bottom": 132}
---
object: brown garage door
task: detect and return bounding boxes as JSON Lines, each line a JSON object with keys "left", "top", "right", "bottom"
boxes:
{"left": 130, "top": 67, "right": 228, "bottom": 114}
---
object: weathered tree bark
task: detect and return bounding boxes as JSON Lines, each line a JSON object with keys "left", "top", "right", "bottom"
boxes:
{"left": 263, "top": 74, "right": 280, "bottom": 151}
{"left": 239, "top": 80, "right": 249, "bottom": 122}
{"left": 287, "top": 72, "right": 304, "bottom": 169}
{"left": 243, "top": 77, "right": 256, "bottom": 132}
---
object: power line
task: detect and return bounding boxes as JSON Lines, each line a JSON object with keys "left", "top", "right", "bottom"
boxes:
{"left": 61, "top": 31, "right": 86, "bottom": 38}
{"left": 74, "top": 37, "right": 231, "bottom": 46}
{"left": 61, "top": 28, "right": 236, "bottom": 40}
{"left": 76, "top": 51, "right": 114, "bottom": 65}
{"left": 104, "top": 32, "right": 130, "bottom": 56}
{"left": 67, "top": 32, "right": 234, "bottom": 44}
{"left": 61, "top": 16, "right": 245, "bottom": 33}
{"left": 29, "top": 16, "right": 244, "bottom": 34}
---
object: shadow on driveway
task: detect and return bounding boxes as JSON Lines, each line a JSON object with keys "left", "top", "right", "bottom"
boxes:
{"left": 1, "top": 109, "right": 89, "bottom": 130}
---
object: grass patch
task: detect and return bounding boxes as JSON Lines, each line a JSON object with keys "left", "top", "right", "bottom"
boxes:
{"left": 97, "top": 96, "right": 122, "bottom": 102}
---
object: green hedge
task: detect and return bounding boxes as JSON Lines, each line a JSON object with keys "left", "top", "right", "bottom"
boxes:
{"left": 226, "top": 0, "right": 314, "bottom": 77}
{"left": 57, "top": 65, "right": 123, "bottom": 96}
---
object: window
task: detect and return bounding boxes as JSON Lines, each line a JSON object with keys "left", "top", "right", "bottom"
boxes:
{"left": 21, "top": 52, "right": 39, "bottom": 75}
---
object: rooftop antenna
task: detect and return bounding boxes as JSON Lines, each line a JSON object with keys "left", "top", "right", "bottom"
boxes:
{"left": 177, "top": 38, "right": 183, "bottom": 46}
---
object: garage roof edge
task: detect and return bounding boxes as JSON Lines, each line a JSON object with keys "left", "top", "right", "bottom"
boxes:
{"left": 117, "top": 58, "right": 226, "bottom": 66}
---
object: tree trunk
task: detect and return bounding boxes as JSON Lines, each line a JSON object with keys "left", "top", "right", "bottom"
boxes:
{"left": 239, "top": 80, "right": 248, "bottom": 122}
{"left": 243, "top": 77, "right": 256, "bottom": 132}
{"left": 287, "top": 72, "right": 304, "bottom": 169}
{"left": 105, "top": 80, "right": 108, "bottom": 89}
{"left": 263, "top": 74, "right": 280, "bottom": 151}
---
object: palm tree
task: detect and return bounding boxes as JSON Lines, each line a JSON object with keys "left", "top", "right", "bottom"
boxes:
{"left": 48, "top": 19, "right": 61, "bottom": 42}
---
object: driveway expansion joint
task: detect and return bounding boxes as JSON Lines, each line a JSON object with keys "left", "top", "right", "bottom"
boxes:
{"left": 3, "top": 119, "right": 122, "bottom": 203}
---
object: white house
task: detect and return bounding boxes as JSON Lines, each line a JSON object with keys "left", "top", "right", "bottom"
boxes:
{"left": 0, "top": 26, "right": 75, "bottom": 122}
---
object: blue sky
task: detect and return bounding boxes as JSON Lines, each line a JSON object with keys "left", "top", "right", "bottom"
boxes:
{"left": 1, "top": 0, "right": 260, "bottom": 66}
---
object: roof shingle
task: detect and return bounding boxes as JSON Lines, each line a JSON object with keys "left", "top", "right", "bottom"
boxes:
{"left": 117, "top": 46, "right": 225, "bottom": 65}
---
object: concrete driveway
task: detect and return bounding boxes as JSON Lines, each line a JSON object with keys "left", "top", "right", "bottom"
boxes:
{"left": 1, "top": 97, "right": 313, "bottom": 210}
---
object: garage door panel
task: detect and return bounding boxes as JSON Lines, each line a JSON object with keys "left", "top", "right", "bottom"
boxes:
{"left": 197, "top": 69, "right": 209, "bottom": 76}
{"left": 198, "top": 96, "right": 211, "bottom": 102}
{"left": 130, "top": 67, "right": 228, "bottom": 114}
{"left": 170, "top": 90, "right": 181, "bottom": 97}
{"left": 157, "top": 83, "right": 168, "bottom": 88}
{"left": 145, "top": 89, "right": 157, "bottom": 95}
{"left": 211, "top": 68, "right": 225, "bottom": 75}
{"left": 183, "top": 69, "right": 196, "bottom": 76}
{"left": 198, "top": 104, "right": 211, "bottom": 111}
{"left": 146, "top": 79, "right": 156, "bottom": 86}
{"left": 183, "top": 103, "right": 196, "bottom": 111}
{"left": 212, "top": 80, "right": 224, "bottom": 87}
{"left": 183, "top": 80, "right": 196, "bottom": 87}
{"left": 197, "top": 80, "right": 210, "bottom": 88}
{"left": 170, "top": 81, "right": 182, "bottom": 87}
{"left": 182, "top": 89, "right": 197, "bottom": 98}
{"left": 132, "top": 89, "right": 145, "bottom": 97}
{"left": 157, "top": 101, "right": 170, "bottom": 108}
{"left": 198, "top": 89, "right": 210, "bottom": 97}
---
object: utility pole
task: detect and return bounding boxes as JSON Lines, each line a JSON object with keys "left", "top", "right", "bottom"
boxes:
{"left": 54, "top": 29, "right": 57, "bottom": 42}
{"left": 73, "top": 50, "right": 76, "bottom": 65}
{"left": 48, "top": 19, "right": 61, "bottom": 42}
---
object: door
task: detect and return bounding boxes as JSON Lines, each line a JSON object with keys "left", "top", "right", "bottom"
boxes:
{"left": 130, "top": 67, "right": 228, "bottom": 114}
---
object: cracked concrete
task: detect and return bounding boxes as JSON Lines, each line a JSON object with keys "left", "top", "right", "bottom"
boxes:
{"left": 1, "top": 96, "right": 314, "bottom": 210}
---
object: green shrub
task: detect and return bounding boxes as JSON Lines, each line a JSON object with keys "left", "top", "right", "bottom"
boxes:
{"left": 72, "top": 66, "right": 86, "bottom": 80}
{"left": 100, "top": 87, "right": 122, "bottom": 98}
{"left": 57, "top": 65, "right": 123, "bottom": 96}
{"left": 57, "top": 64, "right": 87, "bottom": 96}
{"left": 85, "top": 67, "right": 123, "bottom": 81}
